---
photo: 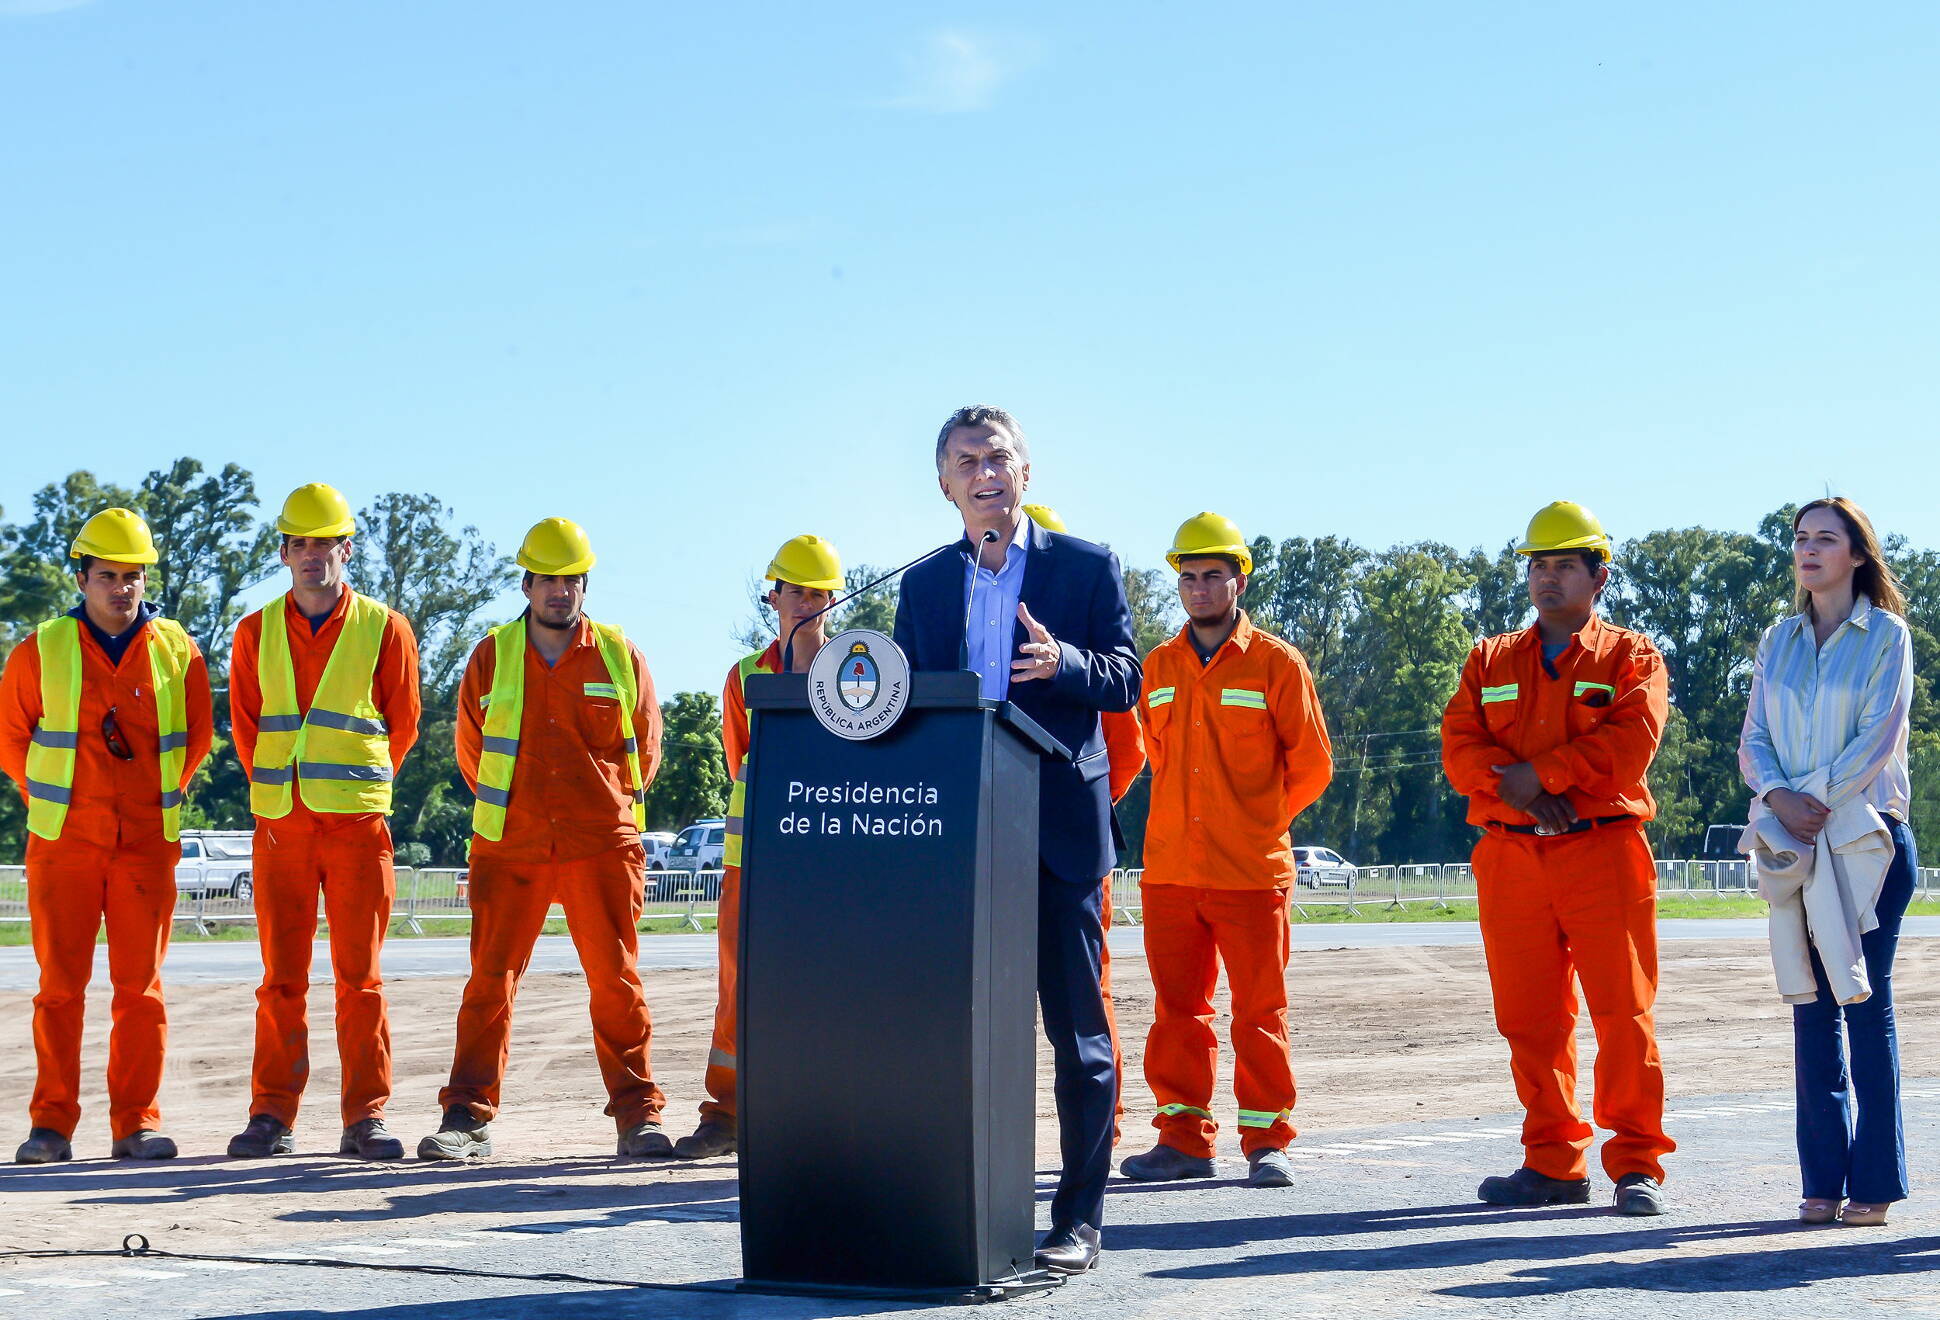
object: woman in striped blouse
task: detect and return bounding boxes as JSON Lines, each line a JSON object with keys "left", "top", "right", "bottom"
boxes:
{"left": 1739, "top": 496, "right": 1916, "bottom": 1227}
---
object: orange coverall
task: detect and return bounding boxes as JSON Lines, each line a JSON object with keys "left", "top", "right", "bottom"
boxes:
{"left": 231, "top": 590, "right": 421, "bottom": 1128}
{"left": 1137, "top": 612, "right": 1333, "bottom": 1158}
{"left": 697, "top": 641, "right": 778, "bottom": 1124}
{"left": 0, "top": 617, "right": 212, "bottom": 1142}
{"left": 443, "top": 620, "right": 666, "bottom": 1128}
{"left": 1099, "top": 706, "right": 1145, "bottom": 1140}
{"left": 1441, "top": 613, "right": 1675, "bottom": 1183}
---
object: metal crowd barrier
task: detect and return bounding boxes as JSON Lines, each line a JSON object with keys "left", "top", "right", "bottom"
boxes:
{"left": 8, "top": 860, "right": 1940, "bottom": 933}
{"left": 0, "top": 863, "right": 732, "bottom": 936}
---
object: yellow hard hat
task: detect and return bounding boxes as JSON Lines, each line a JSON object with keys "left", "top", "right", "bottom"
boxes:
{"left": 765, "top": 534, "right": 843, "bottom": 591}
{"left": 276, "top": 483, "right": 356, "bottom": 538}
{"left": 517, "top": 517, "right": 597, "bottom": 576}
{"left": 1516, "top": 500, "right": 1612, "bottom": 562}
{"left": 1022, "top": 503, "right": 1068, "bottom": 534}
{"left": 1167, "top": 511, "right": 1253, "bottom": 575}
{"left": 70, "top": 507, "right": 158, "bottom": 565}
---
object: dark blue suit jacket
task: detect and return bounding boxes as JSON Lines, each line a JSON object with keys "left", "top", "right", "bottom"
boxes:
{"left": 893, "top": 520, "right": 1141, "bottom": 885}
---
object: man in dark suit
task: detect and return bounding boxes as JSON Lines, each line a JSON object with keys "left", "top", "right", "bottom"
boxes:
{"left": 893, "top": 404, "right": 1141, "bottom": 1275}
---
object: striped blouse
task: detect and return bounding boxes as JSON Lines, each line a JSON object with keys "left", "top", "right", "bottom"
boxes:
{"left": 1738, "top": 593, "right": 1913, "bottom": 819}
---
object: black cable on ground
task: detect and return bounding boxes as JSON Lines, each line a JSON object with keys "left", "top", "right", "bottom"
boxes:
{"left": 0, "top": 1233, "right": 1050, "bottom": 1304}
{"left": 0, "top": 1233, "right": 745, "bottom": 1297}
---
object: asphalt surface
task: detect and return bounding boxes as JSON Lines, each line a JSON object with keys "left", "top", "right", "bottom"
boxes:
{"left": 5, "top": 1084, "right": 1938, "bottom": 1318}
{"left": 2, "top": 918, "right": 1938, "bottom": 991}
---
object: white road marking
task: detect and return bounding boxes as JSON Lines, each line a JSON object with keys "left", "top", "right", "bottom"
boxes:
{"left": 384, "top": 1237, "right": 478, "bottom": 1248}
{"left": 18, "top": 1276, "right": 110, "bottom": 1288}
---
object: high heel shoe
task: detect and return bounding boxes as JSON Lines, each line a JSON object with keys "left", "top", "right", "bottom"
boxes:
{"left": 1840, "top": 1202, "right": 1889, "bottom": 1227}
{"left": 1798, "top": 1198, "right": 1842, "bottom": 1224}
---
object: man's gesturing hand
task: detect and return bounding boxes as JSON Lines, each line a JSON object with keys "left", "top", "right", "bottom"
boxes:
{"left": 1011, "top": 602, "right": 1061, "bottom": 683}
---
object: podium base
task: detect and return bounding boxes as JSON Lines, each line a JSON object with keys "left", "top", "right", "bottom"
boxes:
{"left": 735, "top": 1268, "right": 1062, "bottom": 1305}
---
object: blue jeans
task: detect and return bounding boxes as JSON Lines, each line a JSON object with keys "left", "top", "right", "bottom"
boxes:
{"left": 1793, "top": 818, "right": 1917, "bottom": 1204}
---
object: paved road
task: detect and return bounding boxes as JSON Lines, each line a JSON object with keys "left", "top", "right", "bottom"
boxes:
{"left": 6, "top": 1083, "right": 1937, "bottom": 1319}
{"left": 4, "top": 918, "right": 1938, "bottom": 990}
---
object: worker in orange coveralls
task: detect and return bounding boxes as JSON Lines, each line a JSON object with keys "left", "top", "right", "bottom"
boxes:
{"left": 1440, "top": 500, "right": 1674, "bottom": 1217}
{"left": 227, "top": 483, "right": 422, "bottom": 1161}
{"left": 419, "top": 517, "right": 668, "bottom": 1161}
{"left": 1121, "top": 512, "right": 1333, "bottom": 1189}
{"left": 1025, "top": 504, "right": 1146, "bottom": 1142}
{"left": 674, "top": 533, "right": 843, "bottom": 1161}
{"left": 1, "top": 508, "right": 212, "bottom": 1164}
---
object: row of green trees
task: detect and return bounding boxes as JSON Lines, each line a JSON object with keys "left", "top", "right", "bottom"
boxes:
{"left": 3, "top": 460, "right": 1936, "bottom": 866}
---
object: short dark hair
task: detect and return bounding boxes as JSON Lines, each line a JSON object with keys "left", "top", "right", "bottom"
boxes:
{"left": 1177, "top": 553, "right": 1244, "bottom": 576}
{"left": 933, "top": 404, "right": 1029, "bottom": 472}
{"left": 1526, "top": 550, "right": 1605, "bottom": 576}
{"left": 521, "top": 571, "right": 589, "bottom": 591}
{"left": 280, "top": 533, "right": 348, "bottom": 550}
{"left": 75, "top": 555, "right": 98, "bottom": 577}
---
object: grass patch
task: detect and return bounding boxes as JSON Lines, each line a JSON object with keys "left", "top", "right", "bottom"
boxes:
{"left": 5, "top": 898, "right": 1937, "bottom": 946}
{"left": 1278, "top": 895, "right": 1940, "bottom": 924}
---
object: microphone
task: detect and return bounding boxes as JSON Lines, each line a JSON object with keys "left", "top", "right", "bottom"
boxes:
{"left": 782, "top": 537, "right": 968, "bottom": 673}
{"left": 958, "top": 529, "right": 1001, "bottom": 672}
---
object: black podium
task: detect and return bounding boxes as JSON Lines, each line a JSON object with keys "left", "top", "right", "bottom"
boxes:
{"left": 736, "top": 670, "right": 1067, "bottom": 1297}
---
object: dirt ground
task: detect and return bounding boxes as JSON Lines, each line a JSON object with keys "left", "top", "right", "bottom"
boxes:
{"left": 0, "top": 939, "right": 1932, "bottom": 1256}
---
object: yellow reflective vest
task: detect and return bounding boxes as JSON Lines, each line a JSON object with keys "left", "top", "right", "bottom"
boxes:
{"left": 471, "top": 616, "right": 647, "bottom": 842}
{"left": 721, "top": 649, "right": 777, "bottom": 868}
{"left": 26, "top": 615, "right": 195, "bottom": 843}
{"left": 249, "top": 592, "right": 395, "bottom": 818}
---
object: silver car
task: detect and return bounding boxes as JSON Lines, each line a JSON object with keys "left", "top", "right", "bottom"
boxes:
{"left": 1293, "top": 846, "right": 1356, "bottom": 888}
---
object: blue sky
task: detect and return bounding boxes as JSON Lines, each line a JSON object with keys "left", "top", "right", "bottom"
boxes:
{"left": 3, "top": 2, "right": 1935, "bottom": 696}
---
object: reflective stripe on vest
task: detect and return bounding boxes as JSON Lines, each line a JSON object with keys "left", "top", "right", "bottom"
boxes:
{"left": 1148, "top": 686, "right": 1176, "bottom": 708}
{"left": 1220, "top": 687, "right": 1267, "bottom": 710}
{"left": 1574, "top": 681, "right": 1616, "bottom": 700}
{"left": 27, "top": 615, "right": 194, "bottom": 843}
{"left": 722, "top": 649, "right": 776, "bottom": 869}
{"left": 1236, "top": 1108, "right": 1290, "bottom": 1129}
{"left": 1480, "top": 683, "right": 1519, "bottom": 705}
{"left": 250, "top": 592, "right": 394, "bottom": 819}
{"left": 470, "top": 617, "right": 645, "bottom": 842}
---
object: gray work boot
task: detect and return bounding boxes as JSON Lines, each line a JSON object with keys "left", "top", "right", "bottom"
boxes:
{"left": 111, "top": 1130, "right": 178, "bottom": 1160}
{"left": 1119, "top": 1143, "right": 1216, "bottom": 1182}
{"left": 617, "top": 1122, "right": 674, "bottom": 1159}
{"left": 15, "top": 1128, "right": 72, "bottom": 1164}
{"left": 1478, "top": 1166, "right": 1591, "bottom": 1206}
{"left": 1614, "top": 1172, "right": 1667, "bottom": 1216}
{"left": 1246, "top": 1147, "right": 1295, "bottom": 1187}
{"left": 227, "top": 1114, "right": 295, "bottom": 1159}
{"left": 672, "top": 1119, "right": 737, "bottom": 1160}
{"left": 340, "top": 1118, "right": 405, "bottom": 1161}
{"left": 418, "top": 1106, "right": 492, "bottom": 1161}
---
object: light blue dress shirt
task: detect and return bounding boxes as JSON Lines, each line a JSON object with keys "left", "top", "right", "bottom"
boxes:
{"left": 1739, "top": 593, "right": 1914, "bottom": 818}
{"left": 962, "top": 525, "right": 1029, "bottom": 700}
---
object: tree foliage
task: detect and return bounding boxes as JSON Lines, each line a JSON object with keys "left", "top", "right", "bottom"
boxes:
{"left": 5, "top": 466, "right": 1939, "bottom": 868}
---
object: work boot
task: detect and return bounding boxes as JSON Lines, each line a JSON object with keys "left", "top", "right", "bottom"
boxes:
{"left": 1614, "top": 1173, "right": 1667, "bottom": 1216}
{"left": 672, "top": 1118, "right": 737, "bottom": 1160}
{"left": 1246, "top": 1148, "right": 1295, "bottom": 1188}
{"left": 14, "top": 1128, "right": 72, "bottom": 1164}
{"left": 227, "top": 1114, "right": 295, "bottom": 1159}
{"left": 418, "top": 1106, "right": 492, "bottom": 1161}
{"left": 111, "top": 1130, "right": 178, "bottom": 1160}
{"left": 1478, "top": 1166, "right": 1591, "bottom": 1207}
{"left": 617, "top": 1122, "right": 674, "bottom": 1159}
{"left": 1119, "top": 1143, "right": 1216, "bottom": 1182}
{"left": 340, "top": 1118, "right": 405, "bottom": 1161}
